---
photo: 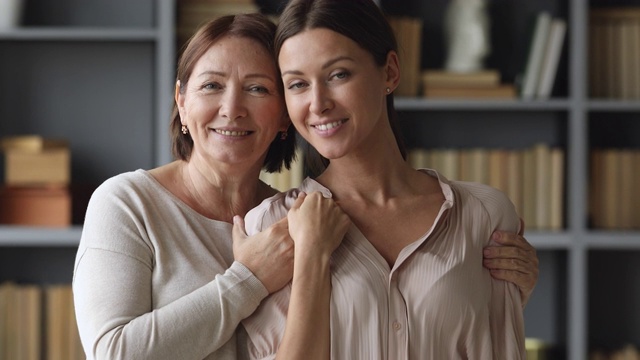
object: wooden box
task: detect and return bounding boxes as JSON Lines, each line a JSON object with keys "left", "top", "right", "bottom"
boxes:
{"left": 0, "top": 186, "right": 71, "bottom": 227}
{"left": 1, "top": 135, "right": 70, "bottom": 186}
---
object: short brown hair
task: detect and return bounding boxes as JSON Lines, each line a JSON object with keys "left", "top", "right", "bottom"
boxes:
{"left": 171, "top": 13, "right": 297, "bottom": 173}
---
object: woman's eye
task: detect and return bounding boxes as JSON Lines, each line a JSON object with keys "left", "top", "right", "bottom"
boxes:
{"left": 287, "top": 82, "right": 306, "bottom": 90}
{"left": 203, "top": 82, "right": 222, "bottom": 90}
{"left": 249, "top": 85, "right": 269, "bottom": 94}
{"left": 332, "top": 71, "right": 349, "bottom": 80}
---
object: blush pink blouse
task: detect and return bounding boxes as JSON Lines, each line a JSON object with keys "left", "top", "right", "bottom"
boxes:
{"left": 242, "top": 170, "right": 525, "bottom": 359}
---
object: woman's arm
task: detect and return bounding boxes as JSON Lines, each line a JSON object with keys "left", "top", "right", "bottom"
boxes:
{"left": 276, "top": 192, "right": 351, "bottom": 360}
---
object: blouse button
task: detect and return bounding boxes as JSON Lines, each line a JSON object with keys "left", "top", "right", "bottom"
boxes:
{"left": 393, "top": 321, "right": 401, "bottom": 331}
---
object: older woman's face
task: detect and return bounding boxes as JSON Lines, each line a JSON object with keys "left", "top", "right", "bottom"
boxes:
{"left": 177, "top": 35, "right": 288, "bottom": 169}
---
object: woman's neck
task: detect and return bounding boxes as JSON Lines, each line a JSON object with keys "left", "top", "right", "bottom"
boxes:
{"left": 316, "top": 142, "right": 416, "bottom": 205}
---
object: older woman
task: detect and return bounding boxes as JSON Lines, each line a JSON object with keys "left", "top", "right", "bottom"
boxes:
{"left": 73, "top": 14, "right": 297, "bottom": 360}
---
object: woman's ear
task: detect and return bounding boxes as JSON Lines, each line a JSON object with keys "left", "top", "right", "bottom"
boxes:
{"left": 281, "top": 113, "right": 292, "bottom": 132}
{"left": 384, "top": 50, "right": 401, "bottom": 92}
{"left": 175, "top": 80, "right": 185, "bottom": 119}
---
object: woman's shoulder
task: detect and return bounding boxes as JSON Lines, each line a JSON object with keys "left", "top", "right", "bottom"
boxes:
{"left": 88, "top": 169, "right": 160, "bottom": 208}
{"left": 244, "top": 186, "right": 302, "bottom": 235}
{"left": 450, "top": 180, "right": 520, "bottom": 232}
{"left": 244, "top": 177, "right": 328, "bottom": 234}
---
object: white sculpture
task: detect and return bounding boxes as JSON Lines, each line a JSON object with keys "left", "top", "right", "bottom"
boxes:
{"left": 444, "top": 0, "right": 490, "bottom": 72}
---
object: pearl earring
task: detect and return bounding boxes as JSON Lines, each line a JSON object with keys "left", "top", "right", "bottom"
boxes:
{"left": 386, "top": 87, "right": 391, "bottom": 94}
{"left": 181, "top": 125, "right": 188, "bottom": 135}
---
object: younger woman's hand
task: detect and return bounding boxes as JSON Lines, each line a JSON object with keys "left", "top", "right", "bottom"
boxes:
{"left": 287, "top": 192, "right": 352, "bottom": 257}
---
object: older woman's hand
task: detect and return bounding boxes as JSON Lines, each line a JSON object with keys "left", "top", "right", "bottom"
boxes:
{"left": 483, "top": 220, "right": 539, "bottom": 307}
{"left": 232, "top": 215, "right": 295, "bottom": 294}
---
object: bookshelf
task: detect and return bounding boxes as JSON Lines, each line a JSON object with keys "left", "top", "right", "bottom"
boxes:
{"left": 381, "top": 0, "right": 640, "bottom": 359}
{"left": 0, "top": 0, "right": 175, "bottom": 277}
{"left": 1, "top": 0, "right": 639, "bottom": 359}
{"left": 0, "top": 1, "right": 175, "bottom": 355}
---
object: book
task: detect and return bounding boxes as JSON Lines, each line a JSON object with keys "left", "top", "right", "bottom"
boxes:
{"left": 601, "top": 149, "right": 620, "bottom": 229}
{"left": 589, "top": 8, "right": 640, "bottom": 99}
{"left": 521, "top": 148, "right": 537, "bottom": 228}
{"left": 549, "top": 148, "right": 565, "bottom": 230}
{"left": 46, "top": 285, "right": 69, "bottom": 360}
{"left": 618, "top": 149, "right": 634, "bottom": 229}
{"left": 589, "top": 150, "right": 604, "bottom": 228}
{"left": 389, "top": 16, "right": 423, "bottom": 96}
{"left": 506, "top": 151, "right": 524, "bottom": 218}
{"left": 422, "top": 69, "right": 500, "bottom": 88}
{"left": 520, "top": 12, "right": 552, "bottom": 99}
{"left": 407, "top": 148, "right": 429, "bottom": 169}
{"left": 423, "top": 84, "right": 517, "bottom": 99}
{"left": 488, "top": 149, "right": 508, "bottom": 192}
{"left": 536, "top": 18, "right": 567, "bottom": 98}
{"left": 533, "top": 144, "right": 551, "bottom": 229}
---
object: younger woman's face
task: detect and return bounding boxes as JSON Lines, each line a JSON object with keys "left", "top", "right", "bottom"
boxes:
{"left": 278, "top": 28, "right": 393, "bottom": 160}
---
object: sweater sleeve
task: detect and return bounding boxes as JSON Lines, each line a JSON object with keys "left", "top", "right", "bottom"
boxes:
{"left": 72, "top": 175, "right": 268, "bottom": 360}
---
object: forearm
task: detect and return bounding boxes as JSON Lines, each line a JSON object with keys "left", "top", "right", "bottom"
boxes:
{"left": 74, "top": 250, "right": 267, "bottom": 360}
{"left": 276, "top": 251, "right": 332, "bottom": 360}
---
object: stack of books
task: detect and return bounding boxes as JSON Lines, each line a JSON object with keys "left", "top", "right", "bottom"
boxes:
{"left": 421, "top": 69, "right": 517, "bottom": 99}
{"left": 177, "top": 0, "right": 259, "bottom": 50}
{"left": 388, "top": 16, "right": 424, "bottom": 97}
{"left": 0, "top": 135, "right": 72, "bottom": 227}
{"left": 520, "top": 12, "right": 567, "bottom": 100}
{"left": 408, "top": 143, "right": 565, "bottom": 231}
{"left": 590, "top": 148, "right": 640, "bottom": 229}
{"left": 0, "top": 282, "right": 83, "bottom": 360}
{"left": 589, "top": 8, "right": 640, "bottom": 99}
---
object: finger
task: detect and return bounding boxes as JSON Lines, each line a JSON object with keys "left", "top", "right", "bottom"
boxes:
{"left": 290, "top": 191, "right": 307, "bottom": 211}
{"left": 490, "top": 231, "right": 532, "bottom": 250}
{"left": 487, "top": 269, "right": 534, "bottom": 290}
{"left": 232, "top": 215, "right": 248, "bottom": 242}
{"left": 483, "top": 257, "right": 530, "bottom": 273}
{"left": 483, "top": 245, "right": 531, "bottom": 260}
{"left": 518, "top": 218, "right": 525, "bottom": 236}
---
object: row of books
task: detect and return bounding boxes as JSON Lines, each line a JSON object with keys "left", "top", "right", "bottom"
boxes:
{"left": 176, "top": 0, "right": 259, "bottom": 49}
{"left": 589, "top": 8, "right": 640, "bottom": 99}
{"left": 407, "top": 144, "right": 565, "bottom": 231}
{"left": 0, "top": 282, "right": 83, "bottom": 360}
{"left": 520, "top": 12, "right": 567, "bottom": 100}
{"left": 259, "top": 149, "right": 305, "bottom": 192}
{"left": 590, "top": 149, "right": 640, "bottom": 230}
{"left": 0, "top": 135, "right": 72, "bottom": 227}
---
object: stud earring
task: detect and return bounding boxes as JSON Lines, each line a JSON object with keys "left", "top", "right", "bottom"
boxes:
{"left": 386, "top": 87, "right": 391, "bottom": 94}
{"left": 181, "top": 125, "right": 188, "bottom": 135}
{"left": 280, "top": 131, "right": 288, "bottom": 140}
